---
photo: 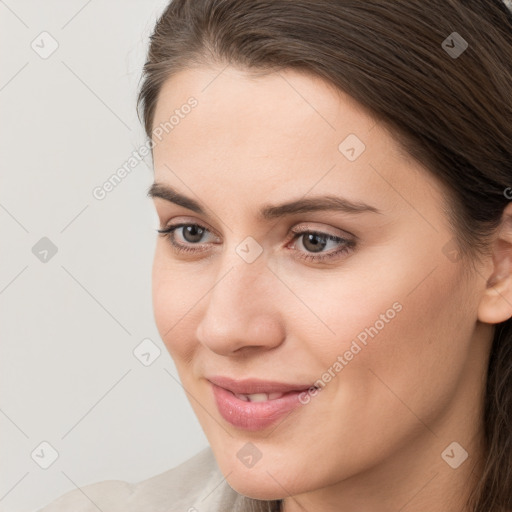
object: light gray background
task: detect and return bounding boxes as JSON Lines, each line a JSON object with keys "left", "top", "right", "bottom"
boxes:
{"left": 0, "top": 2, "right": 209, "bottom": 511}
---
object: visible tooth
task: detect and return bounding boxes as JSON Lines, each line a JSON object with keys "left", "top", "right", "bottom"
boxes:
{"left": 235, "top": 392, "right": 286, "bottom": 402}
{"left": 246, "top": 393, "right": 269, "bottom": 402}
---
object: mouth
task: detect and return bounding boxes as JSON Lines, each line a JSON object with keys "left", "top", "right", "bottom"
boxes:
{"left": 207, "top": 375, "right": 317, "bottom": 395}
{"left": 230, "top": 391, "right": 292, "bottom": 402}
{"left": 207, "top": 376, "right": 319, "bottom": 430}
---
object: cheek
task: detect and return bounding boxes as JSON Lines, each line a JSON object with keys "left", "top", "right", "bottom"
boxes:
{"left": 151, "top": 247, "right": 204, "bottom": 361}
{"left": 291, "top": 241, "right": 475, "bottom": 423}
{"left": 332, "top": 261, "right": 474, "bottom": 429}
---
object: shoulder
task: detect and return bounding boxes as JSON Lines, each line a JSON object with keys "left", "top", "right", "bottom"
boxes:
{"left": 35, "top": 446, "right": 243, "bottom": 512}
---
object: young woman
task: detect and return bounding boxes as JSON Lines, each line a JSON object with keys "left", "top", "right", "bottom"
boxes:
{"left": 38, "top": 1, "right": 512, "bottom": 511}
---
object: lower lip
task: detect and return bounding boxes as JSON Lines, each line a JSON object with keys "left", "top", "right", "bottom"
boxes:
{"left": 210, "top": 383, "right": 311, "bottom": 431}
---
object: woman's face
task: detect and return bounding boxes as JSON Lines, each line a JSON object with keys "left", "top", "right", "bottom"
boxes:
{"left": 149, "top": 65, "right": 492, "bottom": 502}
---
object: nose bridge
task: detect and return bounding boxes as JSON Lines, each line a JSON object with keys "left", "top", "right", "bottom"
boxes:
{"left": 213, "top": 233, "right": 270, "bottom": 306}
{"left": 195, "top": 248, "right": 285, "bottom": 354}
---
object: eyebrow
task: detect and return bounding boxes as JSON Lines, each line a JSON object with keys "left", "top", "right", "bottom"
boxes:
{"left": 147, "top": 182, "right": 382, "bottom": 220}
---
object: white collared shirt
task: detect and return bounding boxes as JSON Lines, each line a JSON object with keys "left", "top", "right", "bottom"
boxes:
{"left": 35, "top": 446, "right": 279, "bottom": 512}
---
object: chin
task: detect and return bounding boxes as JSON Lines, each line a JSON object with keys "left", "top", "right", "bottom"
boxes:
{"left": 218, "top": 452, "right": 315, "bottom": 501}
{"left": 225, "top": 472, "right": 289, "bottom": 501}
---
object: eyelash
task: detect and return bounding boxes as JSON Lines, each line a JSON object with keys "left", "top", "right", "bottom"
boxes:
{"left": 156, "top": 222, "right": 355, "bottom": 263}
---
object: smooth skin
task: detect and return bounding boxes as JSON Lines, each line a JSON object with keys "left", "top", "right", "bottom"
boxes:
{"left": 149, "top": 64, "right": 512, "bottom": 512}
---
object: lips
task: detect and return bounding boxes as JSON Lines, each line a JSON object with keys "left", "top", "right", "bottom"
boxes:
{"left": 207, "top": 376, "right": 319, "bottom": 430}
{"left": 207, "top": 376, "right": 315, "bottom": 395}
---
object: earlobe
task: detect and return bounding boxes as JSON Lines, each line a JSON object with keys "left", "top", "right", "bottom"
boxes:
{"left": 478, "top": 276, "right": 512, "bottom": 324}
{"left": 477, "top": 203, "right": 512, "bottom": 325}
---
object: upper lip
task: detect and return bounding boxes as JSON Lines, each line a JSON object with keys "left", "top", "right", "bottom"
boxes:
{"left": 207, "top": 376, "right": 316, "bottom": 395}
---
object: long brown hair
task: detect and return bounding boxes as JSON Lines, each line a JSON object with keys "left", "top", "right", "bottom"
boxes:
{"left": 137, "top": 1, "right": 512, "bottom": 511}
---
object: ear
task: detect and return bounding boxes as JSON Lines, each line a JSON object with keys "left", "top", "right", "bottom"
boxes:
{"left": 477, "top": 202, "right": 512, "bottom": 324}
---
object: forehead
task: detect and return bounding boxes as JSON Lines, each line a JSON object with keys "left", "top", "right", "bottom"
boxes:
{"left": 152, "top": 64, "right": 375, "bottom": 161}
{"left": 150, "top": 65, "right": 446, "bottom": 224}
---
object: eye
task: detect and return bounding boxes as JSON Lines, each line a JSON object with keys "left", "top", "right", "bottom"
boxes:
{"left": 157, "top": 222, "right": 218, "bottom": 254}
{"left": 156, "top": 222, "right": 356, "bottom": 263}
{"left": 287, "top": 226, "right": 356, "bottom": 263}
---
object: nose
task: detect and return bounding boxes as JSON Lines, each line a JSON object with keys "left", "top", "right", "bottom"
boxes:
{"left": 195, "top": 256, "right": 286, "bottom": 356}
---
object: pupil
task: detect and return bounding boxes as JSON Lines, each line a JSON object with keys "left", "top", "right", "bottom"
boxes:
{"left": 303, "top": 233, "right": 326, "bottom": 253}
